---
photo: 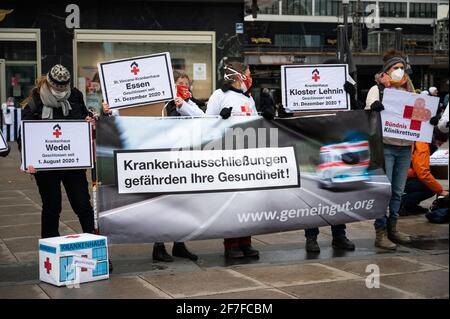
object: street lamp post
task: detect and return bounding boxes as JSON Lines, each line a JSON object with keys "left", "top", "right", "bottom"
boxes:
{"left": 342, "top": 0, "right": 350, "bottom": 39}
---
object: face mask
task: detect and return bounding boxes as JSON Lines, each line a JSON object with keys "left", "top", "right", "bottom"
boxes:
{"left": 390, "top": 68, "right": 405, "bottom": 81}
{"left": 242, "top": 76, "right": 252, "bottom": 93}
{"left": 176, "top": 85, "right": 192, "bottom": 100}
{"left": 50, "top": 87, "right": 69, "bottom": 100}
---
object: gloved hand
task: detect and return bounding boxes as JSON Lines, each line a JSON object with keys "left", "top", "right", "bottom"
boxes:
{"left": 429, "top": 115, "right": 441, "bottom": 126}
{"left": 220, "top": 107, "right": 232, "bottom": 119}
{"left": 370, "top": 100, "right": 385, "bottom": 112}
{"left": 262, "top": 109, "right": 275, "bottom": 120}
{"left": 343, "top": 81, "right": 356, "bottom": 97}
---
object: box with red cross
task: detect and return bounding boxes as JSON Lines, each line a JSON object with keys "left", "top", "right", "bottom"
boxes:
{"left": 39, "top": 233, "right": 109, "bottom": 286}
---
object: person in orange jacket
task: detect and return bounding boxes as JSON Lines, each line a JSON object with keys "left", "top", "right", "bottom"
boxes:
{"left": 400, "top": 128, "right": 449, "bottom": 215}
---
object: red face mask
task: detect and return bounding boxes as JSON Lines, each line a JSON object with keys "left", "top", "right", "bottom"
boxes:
{"left": 176, "top": 85, "right": 192, "bottom": 100}
{"left": 242, "top": 76, "right": 252, "bottom": 93}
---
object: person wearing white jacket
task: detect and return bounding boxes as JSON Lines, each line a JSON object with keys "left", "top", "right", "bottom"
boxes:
{"left": 438, "top": 104, "right": 449, "bottom": 133}
{"left": 206, "top": 61, "right": 260, "bottom": 259}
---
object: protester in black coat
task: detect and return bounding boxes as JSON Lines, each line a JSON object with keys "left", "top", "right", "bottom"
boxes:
{"left": 20, "top": 64, "right": 96, "bottom": 239}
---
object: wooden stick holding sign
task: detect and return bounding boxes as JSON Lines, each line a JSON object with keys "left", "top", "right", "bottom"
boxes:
{"left": 97, "top": 52, "right": 176, "bottom": 110}
{"left": 21, "top": 120, "right": 94, "bottom": 171}
{"left": 281, "top": 64, "right": 350, "bottom": 113}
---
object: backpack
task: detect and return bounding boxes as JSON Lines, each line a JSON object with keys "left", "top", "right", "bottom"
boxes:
{"left": 425, "top": 197, "right": 449, "bottom": 224}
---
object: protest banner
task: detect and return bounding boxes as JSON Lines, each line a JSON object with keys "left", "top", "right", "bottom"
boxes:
{"left": 281, "top": 64, "right": 349, "bottom": 112}
{"left": 115, "top": 147, "right": 300, "bottom": 194}
{"left": 21, "top": 120, "right": 93, "bottom": 171}
{"left": 96, "top": 111, "right": 391, "bottom": 244}
{"left": 98, "top": 52, "right": 175, "bottom": 110}
{"left": 381, "top": 88, "right": 439, "bottom": 143}
{"left": 0, "top": 130, "right": 7, "bottom": 152}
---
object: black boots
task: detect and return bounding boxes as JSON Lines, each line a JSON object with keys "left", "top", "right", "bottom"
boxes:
{"left": 306, "top": 237, "right": 321, "bottom": 253}
{"left": 240, "top": 245, "right": 259, "bottom": 258}
{"left": 172, "top": 242, "right": 198, "bottom": 261}
{"left": 306, "top": 236, "right": 356, "bottom": 252}
{"left": 225, "top": 246, "right": 245, "bottom": 259}
{"left": 224, "top": 245, "right": 259, "bottom": 259}
{"left": 332, "top": 236, "right": 356, "bottom": 251}
{"left": 152, "top": 244, "right": 174, "bottom": 262}
{"left": 153, "top": 243, "right": 198, "bottom": 262}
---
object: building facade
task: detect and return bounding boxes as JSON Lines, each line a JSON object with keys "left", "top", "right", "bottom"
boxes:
{"left": 244, "top": 0, "right": 449, "bottom": 106}
{"left": 0, "top": 0, "right": 244, "bottom": 108}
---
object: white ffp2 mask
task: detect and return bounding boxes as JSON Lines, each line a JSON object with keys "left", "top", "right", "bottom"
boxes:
{"left": 390, "top": 69, "right": 405, "bottom": 81}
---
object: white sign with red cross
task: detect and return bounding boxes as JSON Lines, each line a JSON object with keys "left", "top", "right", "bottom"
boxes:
{"left": 39, "top": 233, "right": 109, "bottom": 287}
{"left": 381, "top": 89, "right": 439, "bottom": 143}
{"left": 20, "top": 120, "right": 93, "bottom": 171}
{"left": 281, "top": 64, "right": 350, "bottom": 112}
{"left": 98, "top": 52, "right": 176, "bottom": 110}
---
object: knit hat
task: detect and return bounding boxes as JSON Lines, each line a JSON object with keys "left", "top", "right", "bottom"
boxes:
{"left": 47, "top": 64, "right": 71, "bottom": 90}
{"left": 429, "top": 87, "right": 438, "bottom": 95}
{"left": 382, "top": 56, "right": 406, "bottom": 73}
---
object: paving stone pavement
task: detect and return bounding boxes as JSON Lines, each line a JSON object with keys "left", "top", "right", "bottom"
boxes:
{"left": 0, "top": 145, "right": 448, "bottom": 299}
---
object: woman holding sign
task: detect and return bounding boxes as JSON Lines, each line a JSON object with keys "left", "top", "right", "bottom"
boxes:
{"left": 20, "top": 64, "right": 96, "bottom": 239}
{"left": 206, "top": 62, "right": 260, "bottom": 259}
{"left": 365, "top": 50, "right": 417, "bottom": 250}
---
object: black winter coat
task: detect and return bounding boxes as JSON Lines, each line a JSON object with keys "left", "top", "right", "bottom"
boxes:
{"left": 22, "top": 87, "right": 89, "bottom": 121}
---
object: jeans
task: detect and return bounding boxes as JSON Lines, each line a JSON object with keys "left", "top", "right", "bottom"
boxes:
{"left": 402, "top": 178, "right": 435, "bottom": 210}
{"left": 305, "top": 224, "right": 346, "bottom": 238}
{"left": 374, "top": 144, "right": 412, "bottom": 229}
{"left": 34, "top": 170, "right": 95, "bottom": 238}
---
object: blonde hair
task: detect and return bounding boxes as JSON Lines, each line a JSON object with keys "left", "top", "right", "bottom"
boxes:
{"left": 173, "top": 70, "right": 190, "bottom": 83}
{"left": 21, "top": 75, "right": 48, "bottom": 108}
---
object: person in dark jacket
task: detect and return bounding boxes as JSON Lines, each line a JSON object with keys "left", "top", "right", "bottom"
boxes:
{"left": 20, "top": 64, "right": 96, "bottom": 239}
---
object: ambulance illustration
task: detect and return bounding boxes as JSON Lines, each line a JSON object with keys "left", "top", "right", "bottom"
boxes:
{"left": 316, "top": 140, "right": 370, "bottom": 188}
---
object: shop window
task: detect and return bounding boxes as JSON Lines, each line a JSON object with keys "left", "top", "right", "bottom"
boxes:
{"left": 74, "top": 30, "right": 215, "bottom": 113}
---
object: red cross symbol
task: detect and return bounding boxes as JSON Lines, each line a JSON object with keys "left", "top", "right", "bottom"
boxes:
{"left": 312, "top": 72, "right": 320, "bottom": 82}
{"left": 403, "top": 105, "right": 422, "bottom": 131}
{"left": 81, "top": 255, "right": 88, "bottom": 272}
{"left": 53, "top": 129, "right": 62, "bottom": 138}
{"left": 44, "top": 257, "right": 52, "bottom": 274}
{"left": 131, "top": 66, "right": 140, "bottom": 75}
{"left": 241, "top": 104, "right": 251, "bottom": 116}
{"left": 65, "top": 235, "right": 80, "bottom": 238}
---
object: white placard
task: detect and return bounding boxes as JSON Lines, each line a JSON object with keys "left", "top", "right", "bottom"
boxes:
{"left": 281, "top": 64, "right": 349, "bottom": 112}
{"left": 193, "top": 63, "right": 207, "bottom": 80}
{"left": 0, "top": 130, "right": 7, "bottom": 152}
{"left": 381, "top": 89, "right": 439, "bottom": 143}
{"left": 21, "top": 120, "right": 93, "bottom": 171}
{"left": 98, "top": 52, "right": 175, "bottom": 110}
{"left": 430, "top": 149, "right": 449, "bottom": 166}
{"left": 72, "top": 256, "right": 98, "bottom": 270}
{"left": 115, "top": 147, "right": 300, "bottom": 194}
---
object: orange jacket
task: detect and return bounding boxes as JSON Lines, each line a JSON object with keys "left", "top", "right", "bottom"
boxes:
{"left": 408, "top": 142, "right": 443, "bottom": 194}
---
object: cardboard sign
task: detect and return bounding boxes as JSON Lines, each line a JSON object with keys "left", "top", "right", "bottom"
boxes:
{"left": 381, "top": 89, "right": 439, "bottom": 143}
{"left": 21, "top": 120, "right": 93, "bottom": 171}
{"left": 98, "top": 52, "right": 175, "bottom": 110}
{"left": 0, "top": 130, "right": 7, "bottom": 152}
{"left": 281, "top": 64, "right": 349, "bottom": 112}
{"left": 39, "top": 233, "right": 109, "bottom": 287}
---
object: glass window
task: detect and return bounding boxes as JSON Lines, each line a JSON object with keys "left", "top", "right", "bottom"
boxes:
{"left": 245, "top": 0, "right": 280, "bottom": 15}
{"left": 282, "top": 0, "right": 312, "bottom": 15}
{"left": 379, "top": 2, "right": 407, "bottom": 18}
{"left": 410, "top": 3, "right": 437, "bottom": 18}
{"left": 0, "top": 41, "right": 38, "bottom": 103}
{"left": 315, "top": 0, "right": 342, "bottom": 16}
{"left": 76, "top": 36, "right": 214, "bottom": 113}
